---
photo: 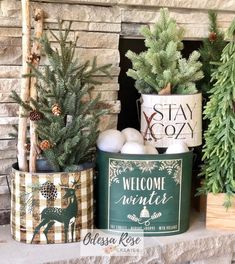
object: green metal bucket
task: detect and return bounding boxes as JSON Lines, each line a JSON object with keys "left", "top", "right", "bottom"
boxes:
{"left": 95, "top": 149, "right": 193, "bottom": 236}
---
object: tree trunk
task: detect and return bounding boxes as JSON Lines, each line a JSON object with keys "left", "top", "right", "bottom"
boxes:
{"left": 29, "top": 8, "right": 44, "bottom": 173}
{"left": 18, "top": 0, "right": 31, "bottom": 172}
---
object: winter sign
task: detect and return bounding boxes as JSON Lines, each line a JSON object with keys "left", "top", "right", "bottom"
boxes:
{"left": 140, "top": 93, "right": 202, "bottom": 147}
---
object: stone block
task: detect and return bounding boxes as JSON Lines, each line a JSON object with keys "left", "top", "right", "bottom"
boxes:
{"left": 1, "top": 0, "right": 20, "bottom": 17}
{"left": 32, "top": 2, "right": 121, "bottom": 23}
{"left": 75, "top": 32, "right": 119, "bottom": 49}
{"left": 0, "top": 158, "right": 16, "bottom": 174}
{"left": 0, "top": 45, "right": 22, "bottom": 65}
{"left": 89, "top": 22, "right": 121, "bottom": 33}
{"left": 191, "top": 254, "right": 233, "bottom": 264}
{"left": 121, "top": 8, "right": 235, "bottom": 26}
{"left": 0, "top": 117, "right": 18, "bottom": 125}
{"left": 0, "top": 209, "right": 10, "bottom": 225}
{"left": 0, "top": 103, "right": 18, "bottom": 117}
{"left": 0, "top": 66, "right": 21, "bottom": 78}
{"left": 98, "top": 114, "right": 118, "bottom": 130}
{"left": 117, "top": 0, "right": 235, "bottom": 11}
{"left": 0, "top": 150, "right": 16, "bottom": 159}
{"left": 83, "top": 90, "right": 118, "bottom": 101}
{"left": 0, "top": 175, "right": 10, "bottom": 187}
{"left": 0, "top": 193, "right": 10, "bottom": 210}
{"left": 0, "top": 140, "right": 17, "bottom": 151}
{"left": 0, "top": 28, "right": 21, "bottom": 38}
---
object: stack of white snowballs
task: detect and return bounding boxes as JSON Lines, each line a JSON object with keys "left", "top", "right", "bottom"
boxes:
{"left": 97, "top": 128, "right": 189, "bottom": 154}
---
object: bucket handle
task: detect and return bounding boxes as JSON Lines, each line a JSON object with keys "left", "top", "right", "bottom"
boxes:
{"left": 192, "top": 150, "right": 197, "bottom": 164}
{"left": 136, "top": 96, "right": 143, "bottom": 123}
{"left": 6, "top": 174, "right": 11, "bottom": 195}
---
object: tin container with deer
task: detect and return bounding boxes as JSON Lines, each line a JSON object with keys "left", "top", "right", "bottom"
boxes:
{"left": 11, "top": 160, "right": 94, "bottom": 244}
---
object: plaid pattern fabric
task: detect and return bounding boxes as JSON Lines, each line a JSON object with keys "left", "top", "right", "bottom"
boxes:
{"left": 11, "top": 167, "right": 93, "bottom": 244}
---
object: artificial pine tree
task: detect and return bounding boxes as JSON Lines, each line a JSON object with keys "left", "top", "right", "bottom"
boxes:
{"left": 11, "top": 22, "right": 111, "bottom": 172}
{"left": 126, "top": 8, "right": 203, "bottom": 95}
{"left": 198, "top": 21, "right": 235, "bottom": 208}
{"left": 199, "top": 11, "right": 226, "bottom": 95}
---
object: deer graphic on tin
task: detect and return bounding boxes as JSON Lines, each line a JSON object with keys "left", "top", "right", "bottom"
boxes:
{"left": 31, "top": 179, "right": 80, "bottom": 244}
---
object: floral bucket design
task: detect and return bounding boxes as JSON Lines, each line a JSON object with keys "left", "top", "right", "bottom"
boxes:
{"left": 11, "top": 161, "right": 93, "bottom": 244}
{"left": 96, "top": 149, "right": 193, "bottom": 236}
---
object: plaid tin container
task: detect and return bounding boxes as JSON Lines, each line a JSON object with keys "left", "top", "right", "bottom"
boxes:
{"left": 11, "top": 160, "right": 93, "bottom": 244}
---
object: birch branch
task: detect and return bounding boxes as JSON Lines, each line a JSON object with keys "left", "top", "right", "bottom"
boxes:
{"left": 29, "top": 8, "right": 44, "bottom": 173}
{"left": 18, "top": 0, "right": 31, "bottom": 172}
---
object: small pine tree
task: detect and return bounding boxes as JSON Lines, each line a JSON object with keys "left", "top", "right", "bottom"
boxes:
{"left": 126, "top": 8, "right": 203, "bottom": 95}
{"left": 199, "top": 11, "right": 226, "bottom": 95}
{"left": 11, "top": 22, "right": 111, "bottom": 172}
{"left": 198, "top": 21, "right": 235, "bottom": 208}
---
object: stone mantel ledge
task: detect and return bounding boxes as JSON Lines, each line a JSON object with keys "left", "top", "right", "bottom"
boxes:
{"left": 31, "top": 0, "right": 235, "bottom": 11}
{"left": 0, "top": 213, "right": 235, "bottom": 264}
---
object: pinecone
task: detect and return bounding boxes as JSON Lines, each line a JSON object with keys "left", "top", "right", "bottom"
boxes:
{"left": 52, "top": 104, "right": 62, "bottom": 116}
{"left": 25, "top": 143, "right": 31, "bottom": 152}
{"left": 29, "top": 110, "right": 43, "bottom": 121}
{"left": 27, "top": 52, "right": 41, "bottom": 64}
{"left": 40, "top": 181, "right": 58, "bottom": 200}
{"left": 209, "top": 32, "right": 217, "bottom": 42}
{"left": 39, "top": 140, "right": 51, "bottom": 151}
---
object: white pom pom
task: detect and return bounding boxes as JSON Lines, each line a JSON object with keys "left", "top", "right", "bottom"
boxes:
{"left": 121, "top": 128, "right": 144, "bottom": 144}
{"left": 97, "top": 129, "right": 125, "bottom": 153}
{"left": 144, "top": 144, "right": 159, "bottom": 154}
{"left": 166, "top": 141, "right": 189, "bottom": 154}
{"left": 121, "top": 142, "right": 145, "bottom": 154}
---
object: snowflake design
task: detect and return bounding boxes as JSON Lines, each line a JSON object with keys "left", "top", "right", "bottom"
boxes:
{"left": 134, "top": 161, "right": 158, "bottom": 173}
{"left": 159, "top": 160, "right": 181, "bottom": 184}
{"left": 109, "top": 160, "right": 134, "bottom": 185}
{"left": 109, "top": 159, "right": 182, "bottom": 186}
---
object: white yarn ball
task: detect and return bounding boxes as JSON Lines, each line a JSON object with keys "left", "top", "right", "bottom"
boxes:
{"left": 144, "top": 144, "right": 159, "bottom": 154}
{"left": 121, "top": 142, "right": 145, "bottom": 154}
{"left": 97, "top": 129, "right": 125, "bottom": 153}
{"left": 121, "top": 128, "right": 144, "bottom": 144}
{"left": 166, "top": 141, "right": 189, "bottom": 154}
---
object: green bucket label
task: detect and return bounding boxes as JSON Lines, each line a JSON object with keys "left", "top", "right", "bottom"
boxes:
{"left": 108, "top": 158, "right": 182, "bottom": 234}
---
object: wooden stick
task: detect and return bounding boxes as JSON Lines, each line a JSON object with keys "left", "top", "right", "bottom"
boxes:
{"left": 18, "top": 0, "right": 31, "bottom": 172}
{"left": 29, "top": 8, "right": 44, "bottom": 173}
{"left": 159, "top": 83, "right": 171, "bottom": 95}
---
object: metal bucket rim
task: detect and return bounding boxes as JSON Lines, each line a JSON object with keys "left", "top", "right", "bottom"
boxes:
{"left": 12, "top": 159, "right": 95, "bottom": 175}
{"left": 97, "top": 148, "right": 193, "bottom": 158}
{"left": 141, "top": 92, "right": 202, "bottom": 97}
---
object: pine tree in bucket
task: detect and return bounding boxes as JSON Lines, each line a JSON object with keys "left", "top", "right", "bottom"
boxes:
{"left": 126, "top": 8, "right": 203, "bottom": 95}
{"left": 11, "top": 21, "right": 112, "bottom": 172}
{"left": 198, "top": 20, "right": 235, "bottom": 208}
{"left": 125, "top": 8, "right": 204, "bottom": 148}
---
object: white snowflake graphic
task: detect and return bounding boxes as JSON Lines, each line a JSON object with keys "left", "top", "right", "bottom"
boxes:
{"left": 134, "top": 161, "right": 158, "bottom": 173}
{"left": 109, "top": 159, "right": 182, "bottom": 186}
{"left": 159, "top": 160, "right": 181, "bottom": 184}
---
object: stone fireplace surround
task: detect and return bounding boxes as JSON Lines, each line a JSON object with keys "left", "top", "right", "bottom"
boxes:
{"left": 0, "top": 0, "right": 235, "bottom": 263}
